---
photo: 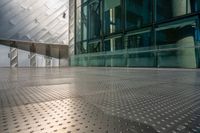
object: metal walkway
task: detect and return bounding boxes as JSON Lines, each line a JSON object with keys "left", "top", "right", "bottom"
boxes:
{"left": 0, "top": 68, "right": 200, "bottom": 133}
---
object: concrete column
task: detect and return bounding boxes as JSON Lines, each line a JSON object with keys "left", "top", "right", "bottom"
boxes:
{"left": 172, "top": 0, "right": 196, "bottom": 68}
{"left": 59, "top": 46, "right": 69, "bottom": 67}
{"left": 10, "top": 46, "right": 18, "bottom": 68}
{"left": 30, "top": 44, "right": 36, "bottom": 67}
{"left": 45, "top": 45, "right": 52, "bottom": 67}
{"left": 45, "top": 57, "right": 52, "bottom": 67}
{"left": 50, "top": 46, "right": 60, "bottom": 67}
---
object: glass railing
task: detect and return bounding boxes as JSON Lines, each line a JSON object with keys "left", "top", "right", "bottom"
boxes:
{"left": 70, "top": 42, "right": 200, "bottom": 68}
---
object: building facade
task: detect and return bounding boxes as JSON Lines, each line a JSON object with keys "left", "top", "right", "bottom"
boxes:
{"left": 70, "top": 0, "right": 200, "bottom": 68}
{"left": 0, "top": 0, "right": 69, "bottom": 67}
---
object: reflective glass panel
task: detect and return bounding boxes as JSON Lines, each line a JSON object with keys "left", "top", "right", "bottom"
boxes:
{"left": 76, "top": 42, "right": 87, "bottom": 54}
{"left": 127, "top": 30, "right": 152, "bottom": 48}
{"left": 156, "top": 23, "right": 195, "bottom": 46}
{"left": 88, "top": 0, "right": 101, "bottom": 39}
{"left": 88, "top": 41, "right": 101, "bottom": 53}
{"left": 156, "top": 0, "right": 195, "bottom": 21}
{"left": 156, "top": 20, "right": 197, "bottom": 68}
{"left": 125, "top": 0, "right": 152, "bottom": 29}
{"left": 104, "top": 37, "right": 123, "bottom": 51}
{"left": 104, "top": 0, "right": 122, "bottom": 34}
{"left": 190, "top": 0, "right": 200, "bottom": 12}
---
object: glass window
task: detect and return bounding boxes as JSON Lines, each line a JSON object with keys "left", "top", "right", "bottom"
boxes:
{"left": 127, "top": 30, "right": 152, "bottom": 48}
{"left": 88, "top": 0, "right": 101, "bottom": 39}
{"left": 83, "top": 0, "right": 88, "bottom": 4}
{"left": 104, "top": 0, "right": 122, "bottom": 34}
{"left": 104, "top": 37, "right": 123, "bottom": 51}
{"left": 88, "top": 41, "right": 101, "bottom": 53}
{"left": 190, "top": 0, "right": 200, "bottom": 12}
{"left": 156, "top": 22, "right": 196, "bottom": 46}
{"left": 125, "top": 0, "right": 152, "bottom": 29}
{"left": 128, "top": 52, "right": 156, "bottom": 67}
{"left": 156, "top": 0, "right": 197, "bottom": 21}
{"left": 76, "top": 42, "right": 87, "bottom": 54}
{"left": 156, "top": 20, "right": 197, "bottom": 68}
{"left": 198, "top": 0, "right": 200, "bottom": 11}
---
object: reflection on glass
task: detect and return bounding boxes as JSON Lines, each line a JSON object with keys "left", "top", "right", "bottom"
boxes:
{"left": 190, "top": 0, "right": 200, "bottom": 12}
{"left": 82, "top": 6, "right": 88, "bottom": 41}
{"left": 88, "top": 1, "right": 101, "bottom": 39}
{"left": 76, "top": 5, "right": 87, "bottom": 42}
{"left": 156, "top": 24, "right": 195, "bottom": 46}
{"left": 88, "top": 42, "right": 101, "bottom": 53}
{"left": 73, "top": 0, "right": 200, "bottom": 68}
{"left": 198, "top": 0, "right": 200, "bottom": 11}
{"left": 128, "top": 52, "right": 155, "bottom": 67}
{"left": 156, "top": 0, "right": 199, "bottom": 21}
{"left": 104, "top": 37, "right": 123, "bottom": 51}
{"left": 83, "top": 0, "right": 88, "bottom": 4}
{"left": 76, "top": 42, "right": 87, "bottom": 54}
{"left": 156, "top": 22, "right": 197, "bottom": 68}
{"left": 127, "top": 30, "right": 152, "bottom": 48}
{"left": 104, "top": 0, "right": 121, "bottom": 34}
{"left": 125, "top": 0, "right": 152, "bottom": 29}
{"left": 76, "top": 7, "right": 81, "bottom": 42}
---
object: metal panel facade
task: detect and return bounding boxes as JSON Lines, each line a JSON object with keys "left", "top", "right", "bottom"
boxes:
{"left": 0, "top": 0, "right": 69, "bottom": 45}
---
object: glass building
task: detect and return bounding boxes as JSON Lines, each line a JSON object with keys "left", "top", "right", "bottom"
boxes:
{"left": 70, "top": 0, "right": 200, "bottom": 68}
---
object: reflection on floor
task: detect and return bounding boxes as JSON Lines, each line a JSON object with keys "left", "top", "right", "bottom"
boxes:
{"left": 0, "top": 67, "right": 200, "bottom": 133}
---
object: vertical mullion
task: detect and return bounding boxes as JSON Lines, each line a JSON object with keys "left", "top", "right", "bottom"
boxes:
{"left": 102, "top": 0, "right": 105, "bottom": 52}
{"left": 153, "top": 0, "right": 158, "bottom": 67}
{"left": 87, "top": 1, "right": 89, "bottom": 53}
{"left": 121, "top": 0, "right": 125, "bottom": 48}
{"left": 74, "top": 0, "right": 77, "bottom": 55}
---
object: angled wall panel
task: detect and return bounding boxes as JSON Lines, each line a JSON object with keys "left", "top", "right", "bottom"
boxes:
{"left": 0, "top": 0, "right": 69, "bottom": 45}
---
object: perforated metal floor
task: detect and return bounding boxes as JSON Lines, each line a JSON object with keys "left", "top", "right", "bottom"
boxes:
{"left": 0, "top": 68, "right": 200, "bottom": 133}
